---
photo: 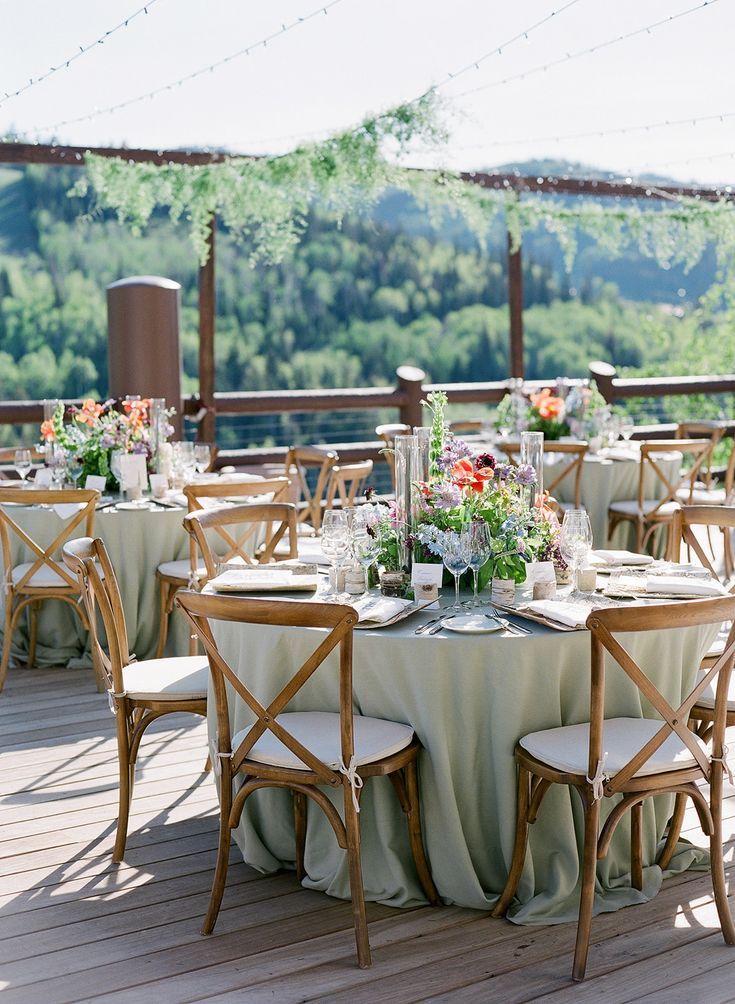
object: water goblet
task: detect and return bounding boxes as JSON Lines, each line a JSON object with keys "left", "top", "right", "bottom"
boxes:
{"left": 66, "top": 453, "right": 84, "bottom": 489}
{"left": 352, "top": 527, "right": 380, "bottom": 594}
{"left": 14, "top": 449, "right": 32, "bottom": 483}
{"left": 558, "top": 509, "right": 593, "bottom": 593}
{"left": 193, "top": 444, "right": 211, "bottom": 474}
{"left": 467, "top": 521, "right": 492, "bottom": 607}
{"left": 48, "top": 445, "right": 66, "bottom": 490}
{"left": 321, "top": 511, "right": 350, "bottom": 597}
{"left": 619, "top": 419, "right": 635, "bottom": 442}
{"left": 442, "top": 530, "right": 472, "bottom": 611}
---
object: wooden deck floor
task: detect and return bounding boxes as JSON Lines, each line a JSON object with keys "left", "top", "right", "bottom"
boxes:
{"left": 3, "top": 664, "right": 735, "bottom": 1004}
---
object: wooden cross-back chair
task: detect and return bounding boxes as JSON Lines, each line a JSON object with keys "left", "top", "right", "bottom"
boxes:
{"left": 493, "top": 597, "right": 735, "bottom": 981}
{"left": 325, "top": 460, "right": 373, "bottom": 511}
{"left": 0, "top": 487, "right": 99, "bottom": 690}
{"left": 183, "top": 502, "right": 298, "bottom": 579}
{"left": 375, "top": 424, "right": 411, "bottom": 492}
{"left": 607, "top": 438, "right": 713, "bottom": 553}
{"left": 155, "top": 476, "right": 291, "bottom": 658}
{"left": 176, "top": 590, "right": 439, "bottom": 969}
{"left": 62, "top": 537, "right": 208, "bottom": 862}
{"left": 498, "top": 440, "right": 588, "bottom": 510}
{"left": 284, "top": 446, "right": 338, "bottom": 533}
{"left": 448, "top": 420, "right": 484, "bottom": 434}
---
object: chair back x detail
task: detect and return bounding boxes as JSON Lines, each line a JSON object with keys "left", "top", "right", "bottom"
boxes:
{"left": 284, "top": 446, "right": 338, "bottom": 533}
{"left": 0, "top": 487, "right": 99, "bottom": 689}
{"left": 493, "top": 595, "right": 735, "bottom": 981}
{"left": 176, "top": 590, "right": 439, "bottom": 968}
{"left": 184, "top": 502, "right": 298, "bottom": 579}
{"left": 498, "top": 440, "right": 588, "bottom": 509}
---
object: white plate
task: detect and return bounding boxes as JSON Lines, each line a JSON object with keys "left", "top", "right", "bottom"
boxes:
{"left": 115, "top": 501, "right": 149, "bottom": 511}
{"left": 442, "top": 614, "right": 502, "bottom": 634}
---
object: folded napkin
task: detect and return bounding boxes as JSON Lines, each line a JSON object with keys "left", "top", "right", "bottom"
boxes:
{"left": 643, "top": 575, "right": 727, "bottom": 597}
{"left": 351, "top": 594, "right": 413, "bottom": 625}
{"left": 53, "top": 503, "right": 84, "bottom": 520}
{"left": 209, "top": 567, "right": 318, "bottom": 592}
{"left": 297, "top": 537, "right": 331, "bottom": 566}
{"left": 526, "top": 599, "right": 595, "bottom": 628}
{"left": 590, "top": 549, "right": 654, "bottom": 567}
{"left": 599, "top": 447, "right": 639, "bottom": 461}
{"left": 218, "top": 472, "right": 266, "bottom": 484}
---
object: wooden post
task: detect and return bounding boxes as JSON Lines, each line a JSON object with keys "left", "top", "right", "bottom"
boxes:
{"left": 507, "top": 230, "right": 524, "bottom": 379}
{"left": 396, "top": 366, "right": 426, "bottom": 428}
{"left": 198, "top": 218, "right": 216, "bottom": 443}
{"left": 588, "top": 361, "right": 617, "bottom": 403}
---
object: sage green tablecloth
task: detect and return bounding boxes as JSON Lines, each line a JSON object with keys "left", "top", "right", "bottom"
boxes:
{"left": 0, "top": 502, "right": 190, "bottom": 667}
{"left": 544, "top": 447, "right": 682, "bottom": 547}
{"left": 209, "top": 606, "right": 714, "bottom": 923}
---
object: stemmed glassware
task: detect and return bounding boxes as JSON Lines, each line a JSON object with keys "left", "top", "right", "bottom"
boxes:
{"left": 14, "top": 449, "right": 31, "bottom": 483}
{"left": 619, "top": 419, "right": 635, "bottom": 442}
{"left": 467, "top": 521, "right": 492, "bottom": 607}
{"left": 442, "top": 529, "right": 472, "bottom": 611}
{"left": 320, "top": 510, "right": 350, "bottom": 598}
{"left": 66, "top": 452, "right": 84, "bottom": 489}
{"left": 193, "top": 444, "right": 211, "bottom": 475}
{"left": 352, "top": 518, "right": 380, "bottom": 594}
{"left": 558, "top": 509, "right": 593, "bottom": 592}
{"left": 48, "top": 445, "right": 66, "bottom": 489}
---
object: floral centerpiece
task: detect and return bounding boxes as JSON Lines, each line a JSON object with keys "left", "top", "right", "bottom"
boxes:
{"left": 368, "top": 391, "right": 559, "bottom": 589}
{"left": 40, "top": 398, "right": 170, "bottom": 488}
{"left": 494, "top": 379, "right": 612, "bottom": 443}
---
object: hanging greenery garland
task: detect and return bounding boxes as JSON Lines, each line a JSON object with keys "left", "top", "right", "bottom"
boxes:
{"left": 71, "top": 91, "right": 735, "bottom": 303}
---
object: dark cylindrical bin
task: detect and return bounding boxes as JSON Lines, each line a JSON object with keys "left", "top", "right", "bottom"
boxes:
{"left": 107, "top": 276, "right": 183, "bottom": 436}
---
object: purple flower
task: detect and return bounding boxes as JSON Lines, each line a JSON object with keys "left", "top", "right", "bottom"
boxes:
{"left": 514, "top": 464, "right": 537, "bottom": 486}
{"left": 436, "top": 438, "right": 473, "bottom": 473}
{"left": 475, "top": 452, "right": 496, "bottom": 471}
{"left": 430, "top": 482, "right": 462, "bottom": 509}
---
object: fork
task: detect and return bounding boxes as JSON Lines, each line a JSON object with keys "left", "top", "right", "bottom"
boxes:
{"left": 486, "top": 608, "right": 531, "bottom": 636}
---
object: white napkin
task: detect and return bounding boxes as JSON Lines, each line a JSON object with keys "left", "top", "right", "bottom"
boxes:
{"left": 599, "top": 447, "right": 639, "bottom": 461}
{"left": 526, "top": 599, "right": 595, "bottom": 628}
{"left": 218, "top": 472, "right": 266, "bottom": 484}
{"left": 209, "top": 567, "right": 318, "bottom": 592}
{"left": 351, "top": 594, "right": 413, "bottom": 624}
{"left": 297, "top": 537, "right": 331, "bottom": 566}
{"left": 644, "top": 575, "right": 727, "bottom": 597}
{"left": 53, "top": 503, "right": 84, "bottom": 520}
{"left": 590, "top": 550, "right": 654, "bottom": 567}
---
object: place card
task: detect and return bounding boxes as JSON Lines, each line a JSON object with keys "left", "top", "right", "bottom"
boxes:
{"left": 411, "top": 562, "right": 443, "bottom": 609}
{"left": 85, "top": 475, "right": 107, "bottom": 492}
{"left": 524, "top": 560, "right": 556, "bottom": 585}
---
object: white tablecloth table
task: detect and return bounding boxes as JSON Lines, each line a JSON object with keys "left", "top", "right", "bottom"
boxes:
{"left": 208, "top": 600, "right": 714, "bottom": 923}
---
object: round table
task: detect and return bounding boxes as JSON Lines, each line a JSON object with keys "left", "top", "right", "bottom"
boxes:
{"left": 0, "top": 499, "right": 190, "bottom": 668}
{"left": 208, "top": 601, "right": 714, "bottom": 923}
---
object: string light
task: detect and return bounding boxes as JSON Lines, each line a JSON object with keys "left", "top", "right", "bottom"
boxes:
{"left": 0, "top": 0, "right": 162, "bottom": 109}
{"left": 30, "top": 0, "right": 346, "bottom": 137}
{"left": 449, "top": 109, "right": 735, "bottom": 152}
{"left": 450, "top": 0, "right": 720, "bottom": 100}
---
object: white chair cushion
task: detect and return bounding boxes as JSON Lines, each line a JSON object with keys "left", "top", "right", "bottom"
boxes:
{"left": 12, "top": 560, "right": 71, "bottom": 588}
{"left": 121, "top": 656, "right": 208, "bottom": 701}
{"left": 232, "top": 711, "right": 413, "bottom": 770}
{"left": 519, "top": 717, "right": 708, "bottom": 778}
{"left": 608, "top": 499, "right": 680, "bottom": 517}
{"left": 157, "top": 559, "right": 207, "bottom": 581}
{"left": 693, "top": 657, "right": 735, "bottom": 711}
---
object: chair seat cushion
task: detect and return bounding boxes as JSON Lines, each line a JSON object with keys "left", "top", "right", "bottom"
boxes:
{"left": 519, "top": 717, "right": 708, "bottom": 778}
{"left": 12, "top": 560, "right": 72, "bottom": 588}
{"left": 232, "top": 711, "right": 414, "bottom": 770}
{"left": 157, "top": 559, "right": 207, "bottom": 581}
{"left": 692, "top": 657, "right": 735, "bottom": 711}
{"left": 608, "top": 499, "right": 679, "bottom": 518}
{"left": 121, "top": 656, "right": 209, "bottom": 701}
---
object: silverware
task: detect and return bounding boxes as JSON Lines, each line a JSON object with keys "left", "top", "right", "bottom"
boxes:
{"left": 486, "top": 610, "right": 531, "bottom": 636}
{"left": 415, "top": 615, "right": 444, "bottom": 635}
{"left": 426, "top": 617, "right": 452, "bottom": 635}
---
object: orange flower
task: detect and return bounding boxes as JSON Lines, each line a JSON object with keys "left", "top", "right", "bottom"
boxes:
{"left": 40, "top": 419, "right": 55, "bottom": 442}
{"left": 450, "top": 457, "right": 494, "bottom": 493}
{"left": 531, "top": 388, "right": 564, "bottom": 421}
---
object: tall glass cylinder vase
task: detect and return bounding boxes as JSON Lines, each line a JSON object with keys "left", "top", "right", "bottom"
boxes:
{"left": 413, "top": 426, "right": 431, "bottom": 483}
{"left": 394, "top": 434, "right": 420, "bottom": 572}
{"left": 149, "top": 398, "right": 168, "bottom": 473}
{"left": 521, "top": 431, "right": 544, "bottom": 509}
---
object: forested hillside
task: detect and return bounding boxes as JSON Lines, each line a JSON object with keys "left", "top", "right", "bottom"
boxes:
{"left": 0, "top": 163, "right": 731, "bottom": 420}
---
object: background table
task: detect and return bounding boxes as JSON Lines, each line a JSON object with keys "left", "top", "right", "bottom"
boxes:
{"left": 0, "top": 500, "right": 190, "bottom": 668}
{"left": 209, "top": 605, "right": 714, "bottom": 923}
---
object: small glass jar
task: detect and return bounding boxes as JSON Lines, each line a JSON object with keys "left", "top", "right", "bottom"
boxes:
{"left": 380, "top": 571, "right": 408, "bottom": 598}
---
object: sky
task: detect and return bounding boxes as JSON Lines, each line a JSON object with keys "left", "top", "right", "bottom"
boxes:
{"left": 0, "top": 0, "right": 733, "bottom": 186}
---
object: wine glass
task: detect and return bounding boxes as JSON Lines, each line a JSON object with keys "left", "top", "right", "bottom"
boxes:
{"left": 66, "top": 452, "right": 84, "bottom": 489}
{"left": 352, "top": 526, "right": 380, "bottom": 594}
{"left": 110, "top": 450, "right": 123, "bottom": 491}
{"left": 320, "top": 510, "right": 350, "bottom": 597}
{"left": 193, "top": 444, "right": 211, "bottom": 474}
{"left": 467, "top": 521, "right": 492, "bottom": 607}
{"left": 619, "top": 419, "right": 635, "bottom": 442}
{"left": 14, "top": 449, "right": 32, "bottom": 483}
{"left": 48, "top": 444, "right": 66, "bottom": 489}
{"left": 558, "top": 510, "right": 593, "bottom": 592}
{"left": 442, "top": 530, "right": 472, "bottom": 611}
